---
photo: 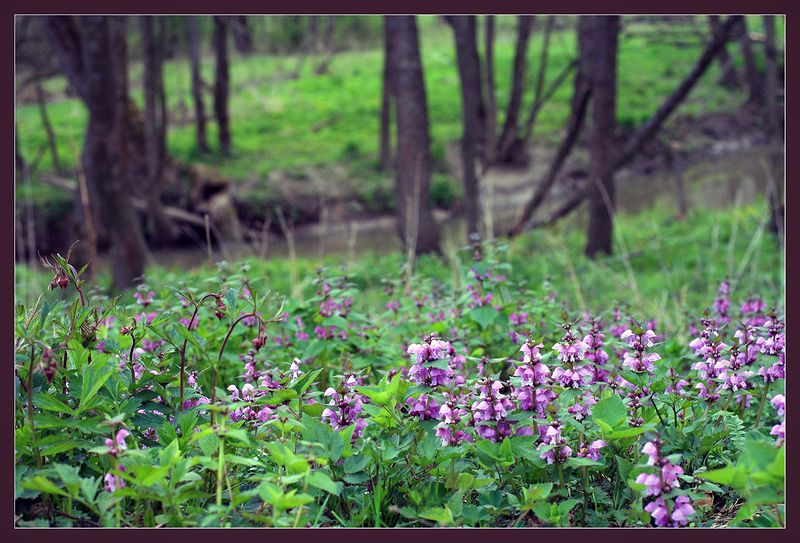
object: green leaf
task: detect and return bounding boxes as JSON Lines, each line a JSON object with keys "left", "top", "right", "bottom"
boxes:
{"left": 306, "top": 470, "right": 340, "bottom": 495}
{"left": 592, "top": 394, "right": 628, "bottom": 431}
{"left": 344, "top": 454, "right": 370, "bottom": 474}
{"left": 565, "top": 457, "right": 604, "bottom": 469}
{"left": 470, "top": 306, "right": 498, "bottom": 329}
{"left": 34, "top": 393, "right": 73, "bottom": 415}
{"left": 159, "top": 439, "right": 181, "bottom": 469}
{"left": 419, "top": 506, "right": 454, "bottom": 526}
{"left": 75, "top": 360, "right": 114, "bottom": 415}
{"left": 23, "top": 476, "right": 68, "bottom": 497}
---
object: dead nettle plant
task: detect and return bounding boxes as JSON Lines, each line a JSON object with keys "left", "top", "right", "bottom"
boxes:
{"left": 166, "top": 284, "right": 286, "bottom": 425}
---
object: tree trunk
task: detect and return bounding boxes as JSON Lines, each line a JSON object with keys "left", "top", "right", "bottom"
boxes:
{"left": 385, "top": 16, "right": 440, "bottom": 255}
{"left": 497, "top": 16, "right": 534, "bottom": 162}
{"left": 379, "top": 23, "right": 393, "bottom": 171}
{"left": 532, "top": 16, "right": 740, "bottom": 232}
{"left": 763, "top": 16, "right": 783, "bottom": 236}
{"left": 231, "top": 16, "right": 254, "bottom": 55}
{"left": 736, "top": 17, "right": 762, "bottom": 106}
{"left": 213, "top": 16, "right": 231, "bottom": 155}
{"left": 483, "top": 16, "right": 497, "bottom": 165}
{"left": 584, "top": 16, "right": 620, "bottom": 258}
{"left": 45, "top": 16, "right": 146, "bottom": 289}
{"left": 708, "top": 15, "right": 740, "bottom": 89}
{"left": 141, "top": 16, "right": 177, "bottom": 246}
{"left": 448, "top": 16, "right": 485, "bottom": 240}
{"left": 188, "top": 16, "right": 209, "bottom": 153}
{"left": 509, "top": 17, "right": 592, "bottom": 236}
{"left": 34, "top": 77, "right": 62, "bottom": 175}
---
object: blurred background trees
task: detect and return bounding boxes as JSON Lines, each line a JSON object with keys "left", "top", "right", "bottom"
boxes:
{"left": 15, "top": 15, "right": 785, "bottom": 290}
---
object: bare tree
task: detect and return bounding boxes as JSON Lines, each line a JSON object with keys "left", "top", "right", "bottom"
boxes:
{"left": 509, "top": 17, "right": 592, "bottom": 236}
{"left": 385, "top": 16, "right": 440, "bottom": 255}
{"left": 141, "top": 16, "right": 177, "bottom": 245}
{"left": 735, "top": 17, "right": 763, "bottom": 106}
{"left": 708, "top": 15, "right": 740, "bottom": 89}
{"left": 526, "top": 16, "right": 741, "bottom": 233}
{"left": 496, "top": 16, "right": 534, "bottom": 162}
{"left": 447, "top": 15, "right": 485, "bottom": 240}
{"left": 213, "top": 16, "right": 231, "bottom": 155}
{"left": 584, "top": 16, "right": 620, "bottom": 258}
{"left": 483, "top": 16, "right": 497, "bottom": 165}
{"left": 187, "top": 16, "right": 209, "bottom": 153}
{"left": 763, "top": 16, "right": 783, "bottom": 236}
{"left": 44, "top": 16, "right": 146, "bottom": 289}
{"left": 230, "top": 16, "right": 254, "bottom": 55}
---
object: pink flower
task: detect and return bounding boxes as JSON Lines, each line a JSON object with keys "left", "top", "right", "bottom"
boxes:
{"left": 105, "top": 428, "right": 130, "bottom": 456}
{"left": 104, "top": 466, "right": 126, "bottom": 493}
{"left": 771, "top": 394, "right": 785, "bottom": 416}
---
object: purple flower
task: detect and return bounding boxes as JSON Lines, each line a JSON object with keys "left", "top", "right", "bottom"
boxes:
{"left": 407, "top": 335, "right": 456, "bottom": 387}
{"left": 134, "top": 290, "right": 155, "bottom": 307}
{"left": 621, "top": 328, "right": 661, "bottom": 373}
{"left": 321, "top": 376, "right": 368, "bottom": 443}
{"left": 103, "top": 466, "right": 126, "bottom": 493}
{"left": 105, "top": 428, "right": 130, "bottom": 457}
{"left": 578, "top": 439, "right": 606, "bottom": 461}
{"left": 670, "top": 495, "right": 695, "bottom": 526}
{"left": 636, "top": 472, "right": 662, "bottom": 496}
{"left": 642, "top": 441, "right": 659, "bottom": 465}
{"left": 405, "top": 394, "right": 440, "bottom": 420}
{"left": 771, "top": 421, "right": 785, "bottom": 445}
{"left": 509, "top": 312, "right": 528, "bottom": 326}
{"left": 772, "top": 394, "right": 785, "bottom": 417}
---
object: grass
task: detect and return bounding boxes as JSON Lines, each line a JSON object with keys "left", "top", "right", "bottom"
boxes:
{"left": 15, "top": 16, "right": 781, "bottom": 210}
{"left": 15, "top": 201, "right": 784, "bottom": 343}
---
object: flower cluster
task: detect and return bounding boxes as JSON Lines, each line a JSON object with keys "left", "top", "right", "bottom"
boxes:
{"left": 621, "top": 326, "right": 661, "bottom": 373}
{"left": 635, "top": 439, "right": 695, "bottom": 527}
{"left": 407, "top": 335, "right": 455, "bottom": 386}
{"left": 321, "top": 374, "right": 368, "bottom": 443}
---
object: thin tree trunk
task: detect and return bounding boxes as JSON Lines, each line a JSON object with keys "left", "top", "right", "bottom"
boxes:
{"left": 509, "top": 18, "right": 592, "bottom": 236}
{"left": 188, "top": 16, "right": 209, "bottom": 153}
{"left": 213, "top": 16, "right": 231, "bottom": 155}
{"left": 736, "top": 17, "right": 762, "bottom": 106}
{"left": 314, "top": 16, "right": 337, "bottom": 74}
{"left": 385, "top": 16, "right": 440, "bottom": 255}
{"left": 531, "top": 17, "right": 555, "bottom": 117}
{"left": 379, "top": 24, "right": 393, "bottom": 171}
{"left": 497, "top": 16, "right": 534, "bottom": 162}
{"left": 33, "top": 77, "right": 62, "bottom": 175}
{"left": 584, "top": 16, "right": 619, "bottom": 258}
{"left": 763, "top": 16, "right": 783, "bottom": 236}
{"left": 448, "top": 15, "right": 485, "bottom": 240}
{"left": 531, "top": 17, "right": 741, "bottom": 232}
{"left": 483, "top": 16, "right": 497, "bottom": 165}
{"left": 231, "top": 16, "right": 254, "bottom": 55}
{"left": 141, "top": 15, "right": 177, "bottom": 245}
{"left": 709, "top": 15, "right": 740, "bottom": 89}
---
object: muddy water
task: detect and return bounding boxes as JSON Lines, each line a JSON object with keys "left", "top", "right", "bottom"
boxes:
{"left": 114, "top": 144, "right": 779, "bottom": 271}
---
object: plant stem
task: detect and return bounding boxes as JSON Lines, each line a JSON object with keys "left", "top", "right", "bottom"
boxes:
{"left": 128, "top": 333, "right": 139, "bottom": 394}
{"left": 216, "top": 434, "right": 225, "bottom": 511}
{"left": 27, "top": 345, "right": 42, "bottom": 468}
{"left": 212, "top": 311, "right": 262, "bottom": 425}
{"left": 755, "top": 382, "right": 771, "bottom": 427}
{"left": 179, "top": 293, "right": 219, "bottom": 411}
